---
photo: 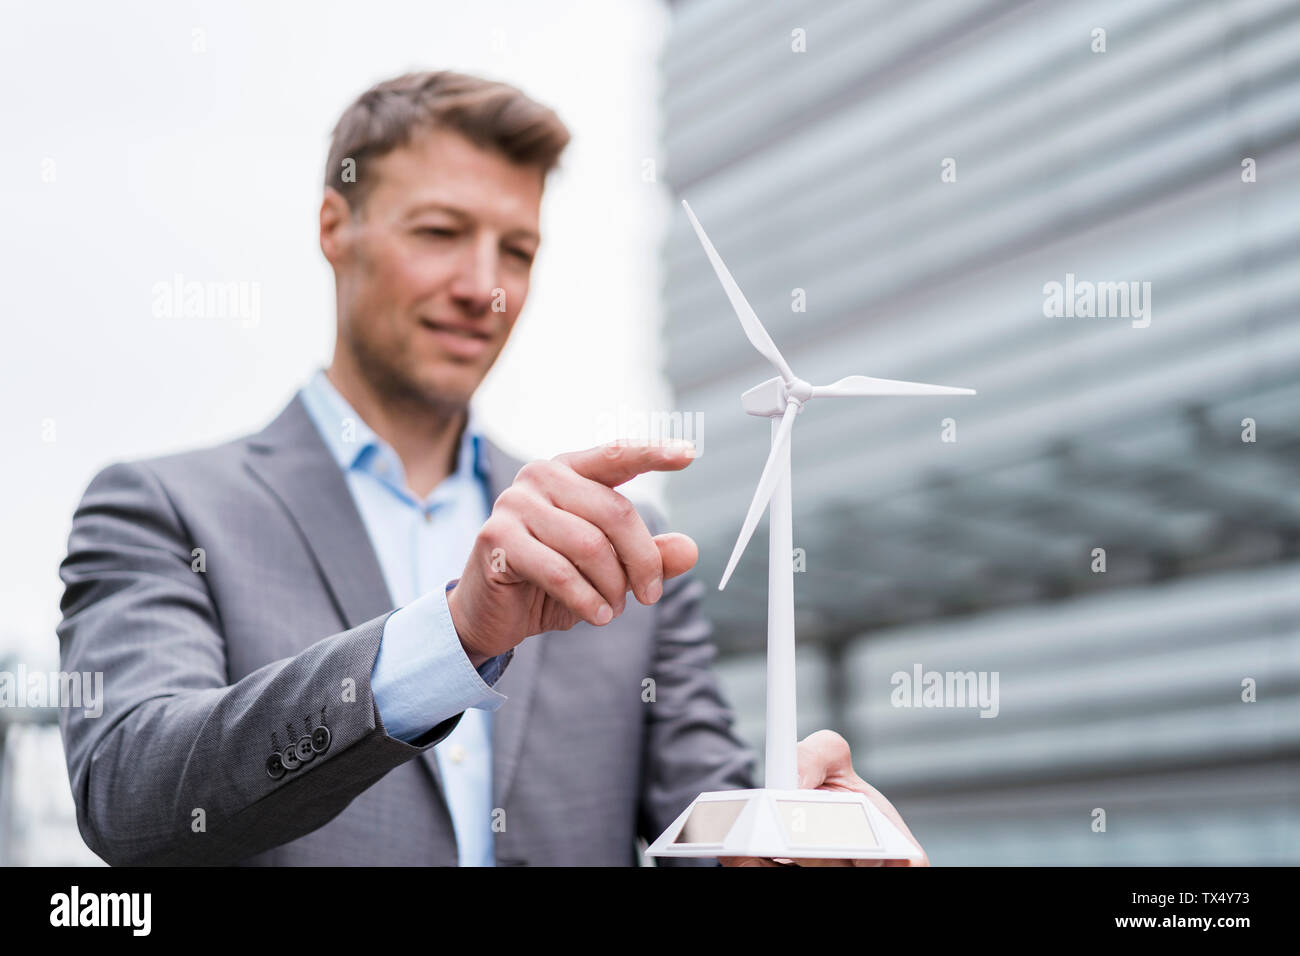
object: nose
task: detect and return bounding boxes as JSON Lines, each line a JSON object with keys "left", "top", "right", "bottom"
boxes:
{"left": 449, "top": 232, "right": 499, "bottom": 316}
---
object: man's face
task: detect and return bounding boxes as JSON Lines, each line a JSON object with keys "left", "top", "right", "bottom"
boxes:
{"left": 322, "top": 127, "right": 544, "bottom": 410}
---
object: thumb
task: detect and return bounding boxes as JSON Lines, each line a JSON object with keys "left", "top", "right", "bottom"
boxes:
{"left": 654, "top": 532, "right": 698, "bottom": 581}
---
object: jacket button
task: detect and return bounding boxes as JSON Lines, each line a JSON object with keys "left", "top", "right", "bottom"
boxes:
{"left": 311, "top": 726, "right": 331, "bottom": 753}
{"left": 266, "top": 753, "right": 286, "bottom": 779}
{"left": 281, "top": 744, "right": 301, "bottom": 771}
{"left": 295, "top": 735, "right": 316, "bottom": 763}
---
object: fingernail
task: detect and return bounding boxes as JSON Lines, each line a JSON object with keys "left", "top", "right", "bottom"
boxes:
{"left": 646, "top": 575, "right": 662, "bottom": 603}
{"left": 595, "top": 603, "right": 613, "bottom": 625}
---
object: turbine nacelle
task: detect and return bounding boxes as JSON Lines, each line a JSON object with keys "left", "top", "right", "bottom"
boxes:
{"left": 742, "top": 376, "right": 807, "bottom": 418}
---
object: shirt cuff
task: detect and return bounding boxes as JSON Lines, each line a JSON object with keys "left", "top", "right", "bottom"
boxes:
{"left": 372, "top": 579, "right": 512, "bottom": 743}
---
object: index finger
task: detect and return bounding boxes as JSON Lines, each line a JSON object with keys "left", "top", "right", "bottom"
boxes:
{"left": 556, "top": 439, "right": 697, "bottom": 488}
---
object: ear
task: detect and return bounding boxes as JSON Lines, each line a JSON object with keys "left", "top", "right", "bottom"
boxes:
{"left": 319, "top": 187, "right": 353, "bottom": 266}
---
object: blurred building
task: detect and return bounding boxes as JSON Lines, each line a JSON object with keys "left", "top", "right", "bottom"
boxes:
{"left": 661, "top": 0, "right": 1300, "bottom": 863}
{"left": 0, "top": 710, "right": 100, "bottom": 866}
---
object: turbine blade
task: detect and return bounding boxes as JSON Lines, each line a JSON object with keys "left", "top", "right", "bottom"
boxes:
{"left": 811, "top": 374, "right": 976, "bottom": 398}
{"left": 681, "top": 200, "right": 795, "bottom": 383}
{"left": 719, "top": 403, "right": 799, "bottom": 591}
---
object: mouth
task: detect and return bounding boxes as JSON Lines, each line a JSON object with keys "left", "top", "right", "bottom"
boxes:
{"left": 419, "top": 318, "right": 493, "bottom": 359}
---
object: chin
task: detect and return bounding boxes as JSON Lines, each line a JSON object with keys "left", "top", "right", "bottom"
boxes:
{"left": 408, "top": 362, "right": 480, "bottom": 408}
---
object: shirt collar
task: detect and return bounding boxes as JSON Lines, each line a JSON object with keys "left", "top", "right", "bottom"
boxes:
{"left": 298, "top": 368, "right": 489, "bottom": 495}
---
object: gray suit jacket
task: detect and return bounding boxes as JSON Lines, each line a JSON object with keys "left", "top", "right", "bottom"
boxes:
{"left": 56, "top": 393, "right": 755, "bottom": 865}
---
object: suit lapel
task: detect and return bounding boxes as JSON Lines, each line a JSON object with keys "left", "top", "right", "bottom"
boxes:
{"left": 244, "top": 394, "right": 394, "bottom": 630}
{"left": 479, "top": 440, "right": 548, "bottom": 813}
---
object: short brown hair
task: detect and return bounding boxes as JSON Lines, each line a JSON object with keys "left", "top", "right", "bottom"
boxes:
{"left": 325, "top": 70, "right": 571, "bottom": 211}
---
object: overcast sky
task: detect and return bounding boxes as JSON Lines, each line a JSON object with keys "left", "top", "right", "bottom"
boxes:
{"left": 1, "top": 0, "right": 673, "bottom": 663}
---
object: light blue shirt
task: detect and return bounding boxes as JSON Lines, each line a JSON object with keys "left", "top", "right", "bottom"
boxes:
{"left": 299, "top": 369, "right": 509, "bottom": 867}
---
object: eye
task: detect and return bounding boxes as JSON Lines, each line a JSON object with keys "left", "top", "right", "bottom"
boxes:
{"left": 507, "top": 247, "right": 535, "bottom": 264}
{"left": 418, "top": 227, "right": 457, "bottom": 238}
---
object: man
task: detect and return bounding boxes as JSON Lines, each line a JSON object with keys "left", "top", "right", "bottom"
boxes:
{"left": 56, "top": 70, "right": 927, "bottom": 866}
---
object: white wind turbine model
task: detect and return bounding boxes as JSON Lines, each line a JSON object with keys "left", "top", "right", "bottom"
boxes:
{"left": 648, "top": 201, "right": 975, "bottom": 861}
